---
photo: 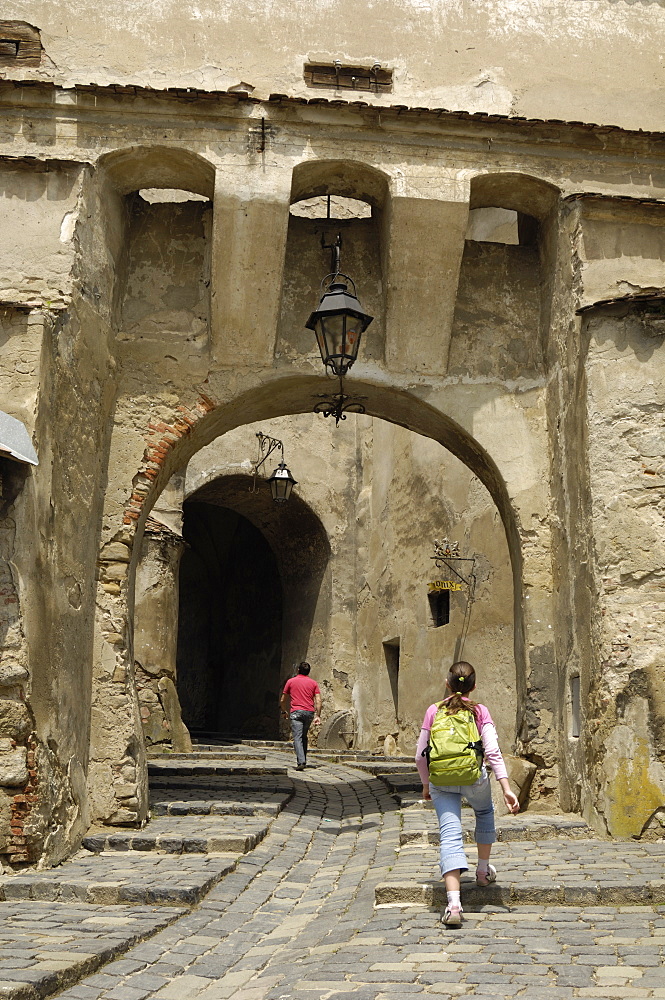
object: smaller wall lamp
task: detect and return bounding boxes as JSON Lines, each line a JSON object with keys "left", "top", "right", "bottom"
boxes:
{"left": 251, "top": 432, "right": 297, "bottom": 503}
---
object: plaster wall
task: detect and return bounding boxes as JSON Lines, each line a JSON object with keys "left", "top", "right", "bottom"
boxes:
{"left": 4, "top": 1, "right": 665, "bottom": 131}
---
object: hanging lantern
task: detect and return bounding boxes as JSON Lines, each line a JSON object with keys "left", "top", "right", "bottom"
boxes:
{"left": 268, "top": 461, "right": 297, "bottom": 503}
{"left": 305, "top": 276, "right": 373, "bottom": 378}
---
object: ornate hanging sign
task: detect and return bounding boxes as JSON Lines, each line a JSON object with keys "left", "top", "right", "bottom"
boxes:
{"left": 428, "top": 538, "right": 478, "bottom": 652}
{"left": 428, "top": 579, "right": 464, "bottom": 592}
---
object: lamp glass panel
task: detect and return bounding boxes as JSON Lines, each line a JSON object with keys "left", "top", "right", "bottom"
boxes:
{"left": 345, "top": 320, "right": 361, "bottom": 361}
{"left": 321, "top": 313, "right": 346, "bottom": 358}
{"left": 315, "top": 328, "right": 328, "bottom": 365}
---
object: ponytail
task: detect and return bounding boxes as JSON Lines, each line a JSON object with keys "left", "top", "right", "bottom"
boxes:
{"left": 443, "top": 660, "right": 478, "bottom": 717}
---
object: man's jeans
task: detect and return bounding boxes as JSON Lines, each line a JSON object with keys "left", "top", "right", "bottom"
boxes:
{"left": 290, "top": 710, "right": 315, "bottom": 766}
{"left": 429, "top": 774, "right": 496, "bottom": 876}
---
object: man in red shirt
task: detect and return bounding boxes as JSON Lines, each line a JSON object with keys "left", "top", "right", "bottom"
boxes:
{"left": 280, "top": 662, "right": 322, "bottom": 770}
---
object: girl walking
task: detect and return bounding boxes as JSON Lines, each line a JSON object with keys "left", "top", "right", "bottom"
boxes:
{"left": 415, "top": 660, "right": 520, "bottom": 927}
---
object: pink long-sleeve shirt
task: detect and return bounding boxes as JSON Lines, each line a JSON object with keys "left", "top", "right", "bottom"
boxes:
{"left": 415, "top": 699, "right": 508, "bottom": 785}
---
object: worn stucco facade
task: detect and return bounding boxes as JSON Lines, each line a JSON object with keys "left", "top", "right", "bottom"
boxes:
{"left": 0, "top": 1, "right": 663, "bottom": 863}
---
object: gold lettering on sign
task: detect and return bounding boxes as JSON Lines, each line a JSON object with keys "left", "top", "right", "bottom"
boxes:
{"left": 428, "top": 580, "right": 464, "bottom": 592}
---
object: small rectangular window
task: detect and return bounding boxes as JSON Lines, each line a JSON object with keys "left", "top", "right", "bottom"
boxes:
{"left": 383, "top": 639, "right": 400, "bottom": 716}
{"left": 571, "top": 676, "right": 581, "bottom": 738}
{"left": 0, "top": 22, "right": 42, "bottom": 66}
{"left": 428, "top": 589, "right": 450, "bottom": 628}
{"left": 304, "top": 62, "right": 393, "bottom": 94}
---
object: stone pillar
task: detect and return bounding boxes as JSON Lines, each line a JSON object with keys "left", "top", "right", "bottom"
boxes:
{"left": 211, "top": 166, "right": 292, "bottom": 366}
{"left": 383, "top": 174, "right": 469, "bottom": 375}
{"left": 134, "top": 519, "right": 192, "bottom": 753}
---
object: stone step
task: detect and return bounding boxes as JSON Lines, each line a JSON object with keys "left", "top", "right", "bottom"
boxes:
{"left": 376, "top": 772, "right": 422, "bottom": 794}
{"left": 150, "top": 789, "right": 291, "bottom": 817}
{"left": 350, "top": 762, "right": 417, "bottom": 776}
{"left": 375, "top": 840, "right": 665, "bottom": 908}
{"left": 147, "top": 762, "right": 288, "bottom": 778}
{"left": 148, "top": 773, "right": 293, "bottom": 794}
{"left": 309, "top": 751, "right": 403, "bottom": 763}
{"left": 192, "top": 738, "right": 290, "bottom": 750}
{"left": 148, "top": 751, "right": 267, "bottom": 761}
{"left": 0, "top": 901, "right": 187, "bottom": 1000}
{"left": 400, "top": 806, "right": 594, "bottom": 844}
{"left": 83, "top": 816, "right": 271, "bottom": 855}
{"left": 0, "top": 853, "right": 237, "bottom": 906}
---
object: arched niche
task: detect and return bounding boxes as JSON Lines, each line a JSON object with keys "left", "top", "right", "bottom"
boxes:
{"left": 289, "top": 158, "right": 390, "bottom": 209}
{"left": 98, "top": 145, "right": 215, "bottom": 199}
{"left": 450, "top": 171, "right": 562, "bottom": 379}
{"left": 97, "top": 145, "right": 214, "bottom": 363}
{"left": 280, "top": 160, "right": 390, "bottom": 366}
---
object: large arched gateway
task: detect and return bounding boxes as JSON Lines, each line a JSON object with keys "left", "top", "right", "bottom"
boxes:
{"left": 1, "top": 80, "right": 664, "bottom": 864}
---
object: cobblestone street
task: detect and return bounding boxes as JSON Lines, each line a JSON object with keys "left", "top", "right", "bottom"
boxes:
{"left": 0, "top": 749, "right": 664, "bottom": 1000}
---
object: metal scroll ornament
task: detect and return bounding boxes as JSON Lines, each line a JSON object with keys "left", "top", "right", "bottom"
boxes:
{"left": 313, "top": 377, "right": 367, "bottom": 426}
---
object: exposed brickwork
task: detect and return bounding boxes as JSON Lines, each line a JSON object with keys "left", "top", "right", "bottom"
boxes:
{"left": 122, "top": 394, "right": 216, "bottom": 527}
{"left": 7, "top": 734, "right": 37, "bottom": 864}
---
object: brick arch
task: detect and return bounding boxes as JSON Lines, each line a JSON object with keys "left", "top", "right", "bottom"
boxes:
{"left": 122, "top": 377, "right": 521, "bottom": 558}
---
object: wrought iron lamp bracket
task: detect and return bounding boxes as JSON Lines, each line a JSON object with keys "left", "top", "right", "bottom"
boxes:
{"left": 250, "top": 431, "right": 284, "bottom": 493}
{"left": 313, "top": 377, "right": 367, "bottom": 427}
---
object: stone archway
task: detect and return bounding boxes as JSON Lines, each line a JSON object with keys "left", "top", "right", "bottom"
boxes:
{"left": 93, "top": 371, "right": 551, "bottom": 829}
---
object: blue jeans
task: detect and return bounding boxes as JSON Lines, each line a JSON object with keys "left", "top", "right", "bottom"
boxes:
{"left": 290, "top": 710, "right": 314, "bottom": 766}
{"left": 429, "top": 774, "right": 496, "bottom": 877}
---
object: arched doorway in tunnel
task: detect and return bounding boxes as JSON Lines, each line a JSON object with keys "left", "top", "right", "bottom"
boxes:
{"left": 175, "top": 474, "right": 330, "bottom": 740}
{"left": 177, "top": 503, "right": 282, "bottom": 738}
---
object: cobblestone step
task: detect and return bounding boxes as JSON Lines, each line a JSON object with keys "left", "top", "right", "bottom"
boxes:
{"left": 401, "top": 804, "right": 593, "bottom": 843}
{"left": 348, "top": 762, "right": 417, "bottom": 776}
{"left": 148, "top": 751, "right": 267, "bottom": 761}
{"left": 0, "top": 854, "right": 237, "bottom": 906}
{"left": 147, "top": 762, "right": 287, "bottom": 778}
{"left": 150, "top": 789, "right": 290, "bottom": 817}
{"left": 148, "top": 774, "right": 293, "bottom": 797}
{"left": 376, "top": 840, "right": 665, "bottom": 907}
{"left": 0, "top": 901, "right": 186, "bottom": 1000}
{"left": 83, "top": 816, "right": 271, "bottom": 854}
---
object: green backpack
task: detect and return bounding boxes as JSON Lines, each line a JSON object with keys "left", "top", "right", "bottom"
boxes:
{"left": 425, "top": 702, "right": 484, "bottom": 786}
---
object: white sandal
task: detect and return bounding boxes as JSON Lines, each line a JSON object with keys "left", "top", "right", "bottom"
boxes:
{"left": 441, "top": 905, "right": 463, "bottom": 927}
{"left": 476, "top": 863, "right": 497, "bottom": 886}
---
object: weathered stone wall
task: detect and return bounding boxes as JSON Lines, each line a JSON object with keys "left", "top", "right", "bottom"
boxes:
{"left": 585, "top": 302, "right": 665, "bottom": 838}
{"left": 0, "top": 160, "right": 124, "bottom": 863}
{"left": 0, "top": 59, "right": 663, "bottom": 861}
{"left": 134, "top": 523, "right": 191, "bottom": 752}
{"left": 4, "top": 1, "right": 665, "bottom": 130}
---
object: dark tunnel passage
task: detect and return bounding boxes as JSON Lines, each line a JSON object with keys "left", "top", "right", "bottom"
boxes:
{"left": 176, "top": 475, "right": 330, "bottom": 740}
